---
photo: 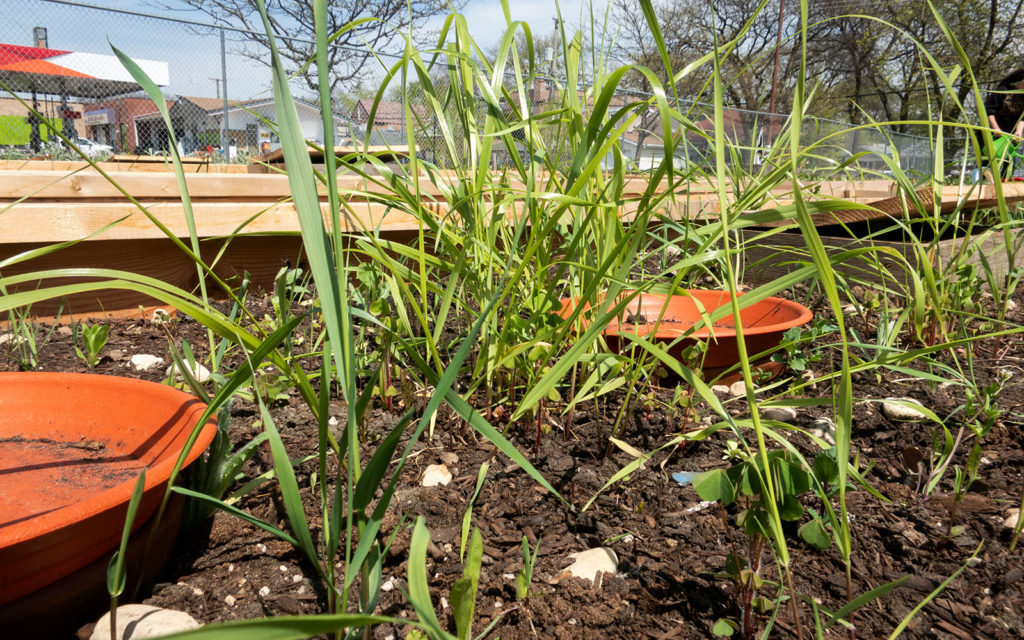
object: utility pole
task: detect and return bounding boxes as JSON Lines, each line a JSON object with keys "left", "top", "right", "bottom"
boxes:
{"left": 220, "top": 28, "right": 229, "bottom": 158}
{"left": 768, "top": 0, "right": 785, "bottom": 118}
{"left": 210, "top": 78, "right": 220, "bottom": 99}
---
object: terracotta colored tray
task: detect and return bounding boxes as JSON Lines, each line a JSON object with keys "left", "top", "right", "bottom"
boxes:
{"left": 0, "top": 373, "right": 217, "bottom": 605}
{"left": 559, "top": 289, "right": 812, "bottom": 369}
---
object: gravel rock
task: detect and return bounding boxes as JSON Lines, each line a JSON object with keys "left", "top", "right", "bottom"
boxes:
{"left": 1004, "top": 508, "right": 1020, "bottom": 531}
{"left": 711, "top": 384, "right": 731, "bottom": 398}
{"left": 761, "top": 405, "right": 797, "bottom": 422}
{"left": 421, "top": 464, "right": 452, "bottom": 487}
{"left": 882, "top": 397, "right": 926, "bottom": 421}
{"left": 439, "top": 451, "right": 459, "bottom": 466}
{"left": 555, "top": 547, "right": 618, "bottom": 585}
{"left": 166, "top": 362, "right": 211, "bottom": 383}
{"left": 130, "top": 354, "right": 165, "bottom": 372}
{"left": 811, "top": 417, "right": 837, "bottom": 445}
{"left": 729, "top": 380, "right": 748, "bottom": 397}
{"left": 90, "top": 605, "right": 199, "bottom": 640}
{"left": 800, "top": 370, "right": 818, "bottom": 391}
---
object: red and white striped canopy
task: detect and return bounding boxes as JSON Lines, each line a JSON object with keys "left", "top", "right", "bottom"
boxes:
{"left": 0, "top": 43, "right": 168, "bottom": 98}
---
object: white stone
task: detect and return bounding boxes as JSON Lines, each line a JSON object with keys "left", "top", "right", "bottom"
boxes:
{"left": 556, "top": 547, "right": 618, "bottom": 584}
{"left": 811, "top": 417, "right": 836, "bottom": 446}
{"left": 1003, "top": 509, "right": 1020, "bottom": 531}
{"left": 440, "top": 597, "right": 449, "bottom": 610}
{"left": 292, "top": 574, "right": 302, "bottom": 583}
{"left": 91, "top": 605, "right": 200, "bottom": 640}
{"left": 328, "top": 416, "right": 339, "bottom": 427}
{"left": 151, "top": 308, "right": 172, "bottom": 324}
{"left": 729, "top": 380, "right": 748, "bottom": 397}
{"left": 258, "top": 586, "right": 270, "bottom": 597}
{"left": 130, "top": 354, "right": 164, "bottom": 372}
{"left": 166, "top": 362, "right": 211, "bottom": 383}
{"left": 421, "top": 464, "right": 452, "bottom": 487}
{"left": 711, "top": 384, "right": 731, "bottom": 398}
{"left": 801, "top": 370, "right": 818, "bottom": 391}
{"left": 224, "top": 595, "right": 236, "bottom": 607}
{"left": 57, "top": 325, "right": 73, "bottom": 337}
{"left": 882, "top": 397, "right": 926, "bottom": 421}
{"left": 1007, "top": 299, "right": 1018, "bottom": 311}
{"left": 381, "top": 576, "right": 395, "bottom": 592}
{"left": 279, "top": 565, "right": 289, "bottom": 572}
{"left": 761, "top": 406, "right": 797, "bottom": 422}
{"left": 0, "top": 332, "right": 25, "bottom": 346}
{"left": 684, "top": 500, "right": 715, "bottom": 514}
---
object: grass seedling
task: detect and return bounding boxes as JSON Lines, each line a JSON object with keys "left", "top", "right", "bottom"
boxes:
{"left": 451, "top": 528, "right": 484, "bottom": 640}
{"left": 516, "top": 534, "right": 541, "bottom": 601}
{"left": 461, "top": 462, "right": 490, "bottom": 562}
{"left": 944, "top": 445, "right": 982, "bottom": 540}
{"left": 3, "top": 305, "right": 61, "bottom": 371}
{"left": 106, "top": 468, "right": 146, "bottom": 640}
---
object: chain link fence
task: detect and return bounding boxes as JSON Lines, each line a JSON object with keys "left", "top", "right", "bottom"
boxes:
{"left": 0, "top": 0, "right": 955, "bottom": 176}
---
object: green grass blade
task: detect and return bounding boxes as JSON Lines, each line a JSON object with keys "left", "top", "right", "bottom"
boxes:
{"left": 106, "top": 467, "right": 146, "bottom": 598}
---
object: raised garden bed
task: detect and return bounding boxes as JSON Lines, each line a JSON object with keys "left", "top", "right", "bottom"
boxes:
{"left": 1, "top": 285, "right": 1022, "bottom": 639}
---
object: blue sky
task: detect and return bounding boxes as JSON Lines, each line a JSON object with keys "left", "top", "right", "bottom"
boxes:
{"left": 447, "top": 0, "right": 611, "bottom": 46}
{"left": 2, "top": 0, "right": 610, "bottom": 99}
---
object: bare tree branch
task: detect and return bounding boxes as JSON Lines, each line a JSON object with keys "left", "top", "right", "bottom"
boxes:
{"left": 170, "top": 0, "right": 463, "bottom": 95}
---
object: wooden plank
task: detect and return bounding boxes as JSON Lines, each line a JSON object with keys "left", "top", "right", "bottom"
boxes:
{"left": 251, "top": 144, "right": 416, "bottom": 164}
{"left": 0, "top": 160, "right": 248, "bottom": 174}
{"left": 108, "top": 154, "right": 209, "bottom": 165}
{"left": 0, "top": 195, "right": 731, "bottom": 243}
{"left": 0, "top": 169, "right": 923, "bottom": 205}
{"left": 0, "top": 233, "right": 426, "bottom": 318}
{"left": 739, "top": 227, "right": 1012, "bottom": 287}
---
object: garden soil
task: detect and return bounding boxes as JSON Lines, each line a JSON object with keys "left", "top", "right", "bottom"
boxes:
{"left": 3, "top": 287, "right": 1024, "bottom": 639}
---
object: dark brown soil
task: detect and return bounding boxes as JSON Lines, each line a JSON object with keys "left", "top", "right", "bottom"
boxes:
{"left": 3, "top": 288, "right": 1024, "bottom": 640}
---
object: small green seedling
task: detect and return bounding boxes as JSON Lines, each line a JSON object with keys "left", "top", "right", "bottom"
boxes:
{"left": 770, "top": 320, "right": 837, "bottom": 372}
{"left": 945, "top": 443, "right": 983, "bottom": 539}
{"left": 73, "top": 322, "right": 109, "bottom": 368}
{"left": 451, "top": 527, "right": 483, "bottom": 640}
{"left": 106, "top": 468, "right": 146, "bottom": 640}
{"left": 516, "top": 535, "right": 541, "bottom": 600}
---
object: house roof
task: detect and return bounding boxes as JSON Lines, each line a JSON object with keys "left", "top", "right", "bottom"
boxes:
{"left": 353, "top": 98, "right": 405, "bottom": 126}
{"left": 180, "top": 95, "right": 238, "bottom": 111}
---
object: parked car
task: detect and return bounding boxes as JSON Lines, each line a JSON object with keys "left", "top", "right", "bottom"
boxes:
{"left": 72, "top": 137, "right": 113, "bottom": 158}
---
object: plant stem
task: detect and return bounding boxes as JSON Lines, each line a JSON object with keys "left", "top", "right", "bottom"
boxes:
{"left": 565, "top": 362, "right": 578, "bottom": 442}
{"left": 784, "top": 564, "right": 804, "bottom": 640}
